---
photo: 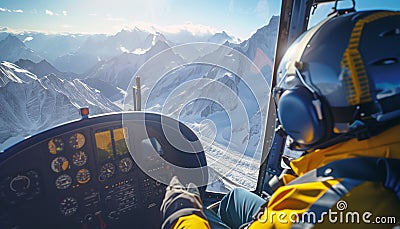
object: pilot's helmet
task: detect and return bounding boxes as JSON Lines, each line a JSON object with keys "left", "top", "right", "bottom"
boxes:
{"left": 274, "top": 10, "right": 400, "bottom": 150}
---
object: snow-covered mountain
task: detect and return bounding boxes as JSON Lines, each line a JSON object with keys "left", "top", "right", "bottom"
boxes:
{"left": 142, "top": 16, "right": 279, "bottom": 157}
{"left": 1, "top": 27, "right": 242, "bottom": 75}
{"left": 76, "top": 17, "right": 278, "bottom": 157}
{"left": 82, "top": 78, "right": 125, "bottom": 102}
{"left": 53, "top": 28, "right": 170, "bottom": 74}
{"left": 207, "top": 31, "right": 240, "bottom": 44}
{"left": 235, "top": 16, "right": 279, "bottom": 76}
{"left": 0, "top": 61, "right": 120, "bottom": 149}
{"left": 53, "top": 51, "right": 100, "bottom": 75}
{"left": 0, "top": 32, "right": 9, "bottom": 42}
{"left": 0, "top": 34, "right": 43, "bottom": 63}
{"left": 84, "top": 40, "right": 180, "bottom": 90}
{"left": 15, "top": 32, "right": 89, "bottom": 62}
{"left": 14, "top": 59, "right": 78, "bottom": 80}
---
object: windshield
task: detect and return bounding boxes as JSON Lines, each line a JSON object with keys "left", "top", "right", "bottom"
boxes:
{"left": 0, "top": 0, "right": 280, "bottom": 192}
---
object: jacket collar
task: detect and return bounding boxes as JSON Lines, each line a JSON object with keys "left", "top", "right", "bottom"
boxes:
{"left": 290, "top": 125, "right": 400, "bottom": 176}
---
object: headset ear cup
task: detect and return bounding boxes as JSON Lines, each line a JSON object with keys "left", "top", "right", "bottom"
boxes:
{"left": 277, "top": 87, "right": 326, "bottom": 146}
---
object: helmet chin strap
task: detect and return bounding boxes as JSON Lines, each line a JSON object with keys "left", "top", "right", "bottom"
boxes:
{"left": 289, "top": 115, "right": 400, "bottom": 153}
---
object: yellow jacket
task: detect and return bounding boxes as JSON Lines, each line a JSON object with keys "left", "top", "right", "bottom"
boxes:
{"left": 173, "top": 125, "right": 400, "bottom": 229}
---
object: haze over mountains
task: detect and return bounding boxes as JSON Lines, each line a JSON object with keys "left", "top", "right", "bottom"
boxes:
{"left": 0, "top": 16, "right": 278, "bottom": 152}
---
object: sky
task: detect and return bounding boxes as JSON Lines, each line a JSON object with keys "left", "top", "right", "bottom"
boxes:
{"left": 0, "top": 0, "right": 281, "bottom": 40}
{"left": 0, "top": 0, "right": 398, "bottom": 40}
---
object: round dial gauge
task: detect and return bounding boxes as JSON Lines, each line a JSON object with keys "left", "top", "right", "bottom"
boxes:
{"left": 55, "top": 174, "right": 72, "bottom": 190}
{"left": 10, "top": 175, "right": 30, "bottom": 192}
{"left": 48, "top": 137, "right": 64, "bottom": 155}
{"left": 99, "top": 162, "right": 116, "bottom": 180}
{"left": 51, "top": 157, "right": 69, "bottom": 173}
{"left": 69, "top": 133, "right": 85, "bottom": 149}
{"left": 76, "top": 168, "right": 91, "bottom": 184}
{"left": 72, "top": 151, "right": 87, "bottom": 167}
{"left": 59, "top": 197, "right": 78, "bottom": 216}
{"left": 118, "top": 157, "right": 133, "bottom": 173}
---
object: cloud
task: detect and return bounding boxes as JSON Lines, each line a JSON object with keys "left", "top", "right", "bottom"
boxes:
{"left": 118, "top": 21, "right": 223, "bottom": 43}
{"left": 23, "top": 37, "right": 33, "bottom": 43}
{"left": 127, "top": 21, "right": 218, "bottom": 36}
{"left": 162, "top": 22, "right": 218, "bottom": 37}
{"left": 62, "top": 10, "right": 67, "bottom": 16}
{"left": 0, "top": 8, "right": 22, "bottom": 13}
{"left": 45, "top": 9, "right": 54, "bottom": 16}
{"left": 0, "top": 27, "right": 8, "bottom": 32}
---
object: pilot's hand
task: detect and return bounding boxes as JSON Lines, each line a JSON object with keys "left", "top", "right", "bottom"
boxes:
{"left": 160, "top": 176, "right": 206, "bottom": 229}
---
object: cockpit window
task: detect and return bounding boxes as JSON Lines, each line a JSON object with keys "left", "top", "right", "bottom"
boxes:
{"left": 108, "top": 1, "right": 281, "bottom": 193}
{"left": 0, "top": 0, "right": 280, "bottom": 193}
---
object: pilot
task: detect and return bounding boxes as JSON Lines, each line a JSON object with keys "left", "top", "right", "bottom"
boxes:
{"left": 160, "top": 10, "right": 400, "bottom": 228}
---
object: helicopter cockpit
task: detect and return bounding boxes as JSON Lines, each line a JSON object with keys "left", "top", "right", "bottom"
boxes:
{"left": 0, "top": 0, "right": 399, "bottom": 228}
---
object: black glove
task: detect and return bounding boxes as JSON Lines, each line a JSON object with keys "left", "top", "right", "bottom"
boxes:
{"left": 160, "top": 176, "right": 206, "bottom": 229}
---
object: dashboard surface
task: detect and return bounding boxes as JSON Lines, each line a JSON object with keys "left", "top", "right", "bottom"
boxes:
{"left": 0, "top": 112, "right": 207, "bottom": 229}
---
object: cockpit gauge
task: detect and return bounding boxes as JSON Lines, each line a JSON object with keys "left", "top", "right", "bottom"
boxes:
{"left": 55, "top": 174, "right": 72, "bottom": 190}
{"left": 51, "top": 157, "right": 69, "bottom": 173}
{"left": 10, "top": 175, "right": 30, "bottom": 192}
{"left": 48, "top": 137, "right": 64, "bottom": 155}
{"left": 118, "top": 157, "right": 133, "bottom": 173}
{"left": 69, "top": 133, "right": 86, "bottom": 149}
{"left": 76, "top": 168, "right": 91, "bottom": 184}
{"left": 59, "top": 197, "right": 78, "bottom": 216}
{"left": 72, "top": 151, "right": 88, "bottom": 167}
{"left": 1, "top": 170, "right": 41, "bottom": 205}
{"left": 99, "top": 162, "right": 116, "bottom": 180}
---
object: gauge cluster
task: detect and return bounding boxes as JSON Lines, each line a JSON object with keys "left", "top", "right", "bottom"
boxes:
{"left": 37, "top": 127, "right": 157, "bottom": 226}
{"left": 47, "top": 132, "right": 93, "bottom": 191}
{"left": 45, "top": 126, "right": 167, "bottom": 226}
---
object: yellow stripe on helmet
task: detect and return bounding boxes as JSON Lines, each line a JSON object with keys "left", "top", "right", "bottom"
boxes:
{"left": 341, "top": 11, "right": 400, "bottom": 105}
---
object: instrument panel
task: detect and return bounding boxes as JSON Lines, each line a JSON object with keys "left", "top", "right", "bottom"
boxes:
{"left": 0, "top": 112, "right": 207, "bottom": 229}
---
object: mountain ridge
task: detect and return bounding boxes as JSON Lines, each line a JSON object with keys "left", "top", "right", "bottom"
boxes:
{"left": 0, "top": 34, "right": 43, "bottom": 63}
{"left": 0, "top": 61, "right": 120, "bottom": 149}
{"left": 14, "top": 59, "right": 78, "bottom": 80}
